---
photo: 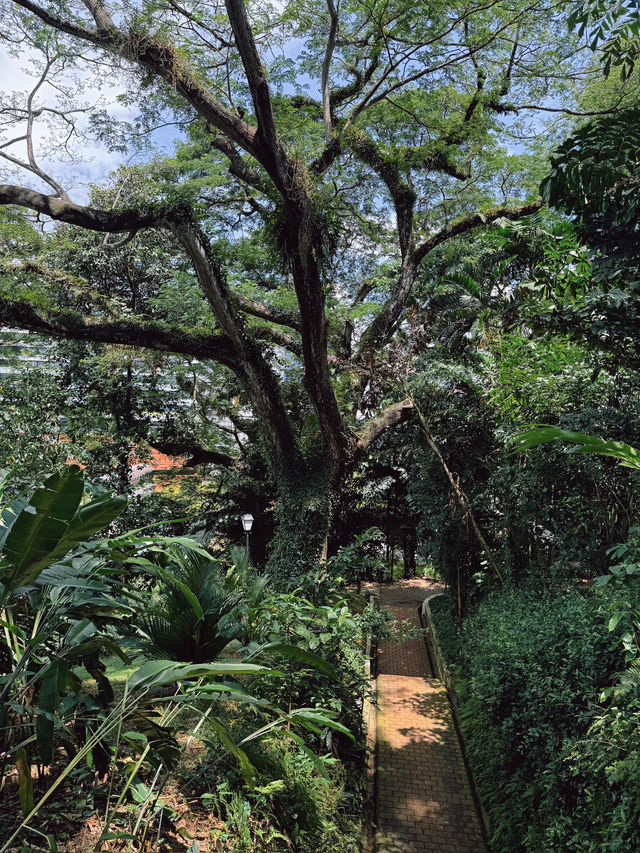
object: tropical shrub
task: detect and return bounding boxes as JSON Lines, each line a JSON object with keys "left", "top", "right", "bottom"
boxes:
{"left": 141, "top": 545, "right": 250, "bottom": 663}
{"left": 247, "top": 588, "right": 375, "bottom": 747}
{"left": 432, "top": 581, "right": 636, "bottom": 852}
{"left": 0, "top": 469, "right": 353, "bottom": 853}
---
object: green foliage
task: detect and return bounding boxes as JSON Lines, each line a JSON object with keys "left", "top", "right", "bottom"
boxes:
{"left": 202, "top": 732, "right": 362, "bottom": 853}
{"left": 436, "top": 583, "right": 623, "bottom": 852}
{"left": 542, "top": 109, "right": 640, "bottom": 220}
{"left": 539, "top": 109, "right": 640, "bottom": 368}
{"left": 141, "top": 545, "right": 249, "bottom": 663}
{"left": 247, "top": 588, "right": 369, "bottom": 740}
{"left": 327, "top": 527, "right": 386, "bottom": 584}
{"left": 513, "top": 425, "right": 640, "bottom": 469}
{"left": 0, "top": 467, "right": 134, "bottom": 799}
{"left": 0, "top": 466, "right": 126, "bottom": 595}
{"left": 568, "top": 0, "right": 640, "bottom": 79}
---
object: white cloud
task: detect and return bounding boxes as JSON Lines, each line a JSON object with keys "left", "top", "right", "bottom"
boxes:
{"left": 0, "top": 44, "right": 178, "bottom": 203}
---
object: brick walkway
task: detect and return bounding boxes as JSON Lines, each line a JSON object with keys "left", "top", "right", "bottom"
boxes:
{"left": 375, "top": 579, "right": 486, "bottom": 853}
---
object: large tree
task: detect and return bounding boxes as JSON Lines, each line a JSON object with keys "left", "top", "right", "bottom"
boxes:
{"left": 0, "top": 0, "right": 585, "bottom": 579}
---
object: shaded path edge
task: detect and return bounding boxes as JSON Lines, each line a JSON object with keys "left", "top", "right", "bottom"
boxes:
{"left": 419, "top": 593, "right": 491, "bottom": 848}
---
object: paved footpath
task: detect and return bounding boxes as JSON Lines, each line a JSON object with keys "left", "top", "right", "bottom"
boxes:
{"left": 375, "top": 579, "right": 486, "bottom": 853}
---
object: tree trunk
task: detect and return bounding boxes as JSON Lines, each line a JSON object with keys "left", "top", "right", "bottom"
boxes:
{"left": 266, "top": 471, "right": 337, "bottom": 589}
{"left": 403, "top": 525, "right": 417, "bottom": 578}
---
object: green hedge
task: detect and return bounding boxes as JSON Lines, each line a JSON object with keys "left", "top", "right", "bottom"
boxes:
{"left": 433, "top": 583, "right": 640, "bottom": 851}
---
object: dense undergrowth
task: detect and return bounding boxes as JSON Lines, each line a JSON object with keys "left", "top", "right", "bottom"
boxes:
{"left": 431, "top": 561, "right": 640, "bottom": 852}
{"left": 0, "top": 468, "right": 387, "bottom": 853}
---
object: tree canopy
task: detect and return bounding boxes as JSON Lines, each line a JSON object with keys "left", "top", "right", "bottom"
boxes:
{"left": 0, "top": 0, "right": 608, "bottom": 576}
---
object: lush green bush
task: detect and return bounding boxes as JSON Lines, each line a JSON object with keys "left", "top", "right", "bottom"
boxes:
{"left": 246, "top": 587, "right": 375, "bottom": 751}
{"left": 432, "top": 582, "right": 629, "bottom": 852}
{"left": 198, "top": 728, "right": 363, "bottom": 853}
{"left": 178, "top": 579, "right": 375, "bottom": 853}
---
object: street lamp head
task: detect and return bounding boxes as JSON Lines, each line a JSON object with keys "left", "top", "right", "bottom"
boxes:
{"left": 241, "top": 513, "right": 254, "bottom": 532}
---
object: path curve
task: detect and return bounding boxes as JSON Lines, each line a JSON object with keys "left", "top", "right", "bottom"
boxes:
{"left": 374, "top": 579, "right": 486, "bottom": 853}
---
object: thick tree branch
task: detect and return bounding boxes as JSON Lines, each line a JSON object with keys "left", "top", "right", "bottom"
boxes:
{"left": 344, "top": 126, "right": 416, "bottom": 257}
{"left": 232, "top": 293, "right": 301, "bottom": 331}
{"left": 152, "top": 440, "right": 235, "bottom": 468}
{"left": 10, "top": 0, "right": 106, "bottom": 46}
{"left": 0, "top": 184, "right": 162, "bottom": 231}
{"left": 357, "top": 255, "right": 416, "bottom": 361}
{"left": 11, "top": 0, "right": 260, "bottom": 158}
{"left": 209, "top": 134, "right": 271, "bottom": 195}
{"left": 224, "top": 0, "right": 290, "bottom": 190}
{"left": 168, "top": 217, "right": 301, "bottom": 472}
{"left": 0, "top": 260, "right": 119, "bottom": 316}
{"left": 223, "top": 2, "right": 346, "bottom": 469}
{"left": 415, "top": 198, "right": 544, "bottom": 264}
{"left": 0, "top": 298, "right": 239, "bottom": 364}
{"left": 80, "top": 0, "right": 117, "bottom": 34}
{"left": 331, "top": 52, "right": 380, "bottom": 108}
{"left": 321, "top": 0, "right": 339, "bottom": 144}
{"left": 252, "top": 325, "right": 303, "bottom": 356}
{"left": 358, "top": 198, "right": 544, "bottom": 360}
{"left": 354, "top": 399, "right": 414, "bottom": 456}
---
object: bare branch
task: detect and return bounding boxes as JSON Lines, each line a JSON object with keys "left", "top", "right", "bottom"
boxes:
{"left": 354, "top": 398, "right": 414, "bottom": 455}
{"left": 0, "top": 52, "right": 71, "bottom": 198}
{"left": 321, "top": 0, "right": 339, "bottom": 144}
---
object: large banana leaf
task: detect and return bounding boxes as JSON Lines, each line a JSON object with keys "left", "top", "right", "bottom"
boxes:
{"left": 36, "top": 658, "right": 68, "bottom": 765}
{"left": 513, "top": 426, "right": 640, "bottom": 470}
{"left": 0, "top": 467, "right": 84, "bottom": 591}
{"left": 245, "top": 641, "right": 337, "bottom": 677}
{"left": 0, "top": 467, "right": 127, "bottom": 594}
{"left": 63, "top": 492, "right": 128, "bottom": 544}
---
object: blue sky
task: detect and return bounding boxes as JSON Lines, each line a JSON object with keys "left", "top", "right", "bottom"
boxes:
{"left": 0, "top": 43, "right": 181, "bottom": 203}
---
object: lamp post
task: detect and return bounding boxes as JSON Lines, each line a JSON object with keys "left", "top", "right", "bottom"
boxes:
{"left": 241, "top": 513, "right": 254, "bottom": 557}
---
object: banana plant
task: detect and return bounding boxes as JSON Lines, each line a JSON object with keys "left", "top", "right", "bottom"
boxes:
{"left": 0, "top": 467, "right": 131, "bottom": 812}
{"left": 0, "top": 465, "right": 127, "bottom": 601}
{"left": 513, "top": 425, "right": 640, "bottom": 470}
